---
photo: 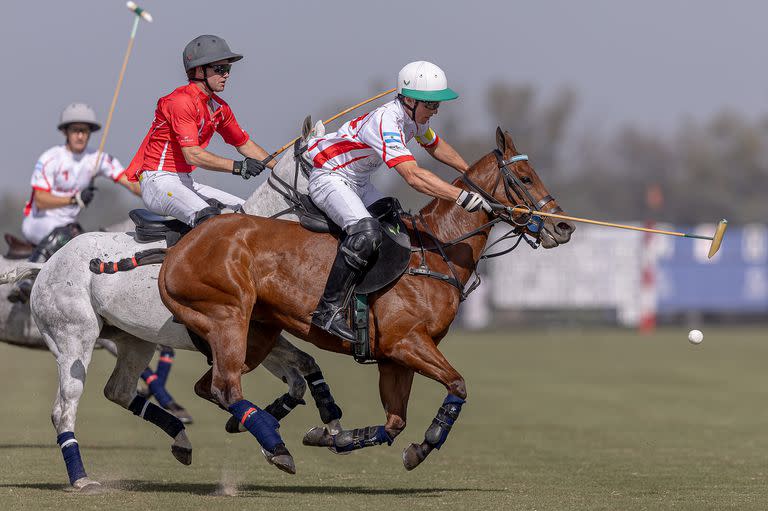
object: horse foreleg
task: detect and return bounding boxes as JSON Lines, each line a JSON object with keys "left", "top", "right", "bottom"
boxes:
{"left": 383, "top": 333, "right": 467, "bottom": 471}
{"left": 103, "top": 335, "right": 191, "bottom": 466}
{"left": 200, "top": 313, "right": 295, "bottom": 474}
{"left": 302, "top": 361, "right": 411, "bottom": 454}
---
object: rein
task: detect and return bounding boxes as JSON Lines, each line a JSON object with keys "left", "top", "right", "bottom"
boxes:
{"left": 406, "top": 151, "right": 552, "bottom": 301}
{"left": 267, "top": 140, "right": 312, "bottom": 219}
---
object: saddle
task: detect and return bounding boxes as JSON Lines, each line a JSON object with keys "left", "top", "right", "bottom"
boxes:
{"left": 129, "top": 209, "right": 190, "bottom": 246}
{"left": 4, "top": 234, "right": 34, "bottom": 260}
{"left": 298, "top": 196, "right": 412, "bottom": 295}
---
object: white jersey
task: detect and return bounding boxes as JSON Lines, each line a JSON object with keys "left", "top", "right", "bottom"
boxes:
{"left": 24, "top": 145, "right": 125, "bottom": 222}
{"left": 306, "top": 99, "right": 439, "bottom": 187}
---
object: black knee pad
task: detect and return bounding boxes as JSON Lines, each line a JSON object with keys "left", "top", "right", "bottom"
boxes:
{"left": 193, "top": 206, "right": 220, "bottom": 226}
{"left": 341, "top": 218, "right": 382, "bottom": 271}
{"left": 29, "top": 223, "right": 81, "bottom": 262}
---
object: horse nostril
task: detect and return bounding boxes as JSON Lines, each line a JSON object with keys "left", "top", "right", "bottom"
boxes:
{"left": 557, "top": 222, "right": 572, "bottom": 232}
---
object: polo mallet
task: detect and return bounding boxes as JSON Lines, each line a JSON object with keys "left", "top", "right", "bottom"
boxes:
{"left": 90, "top": 1, "right": 153, "bottom": 179}
{"left": 260, "top": 87, "right": 397, "bottom": 167}
{"left": 507, "top": 205, "right": 728, "bottom": 258}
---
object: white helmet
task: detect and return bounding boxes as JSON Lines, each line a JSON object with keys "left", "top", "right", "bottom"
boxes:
{"left": 397, "top": 61, "right": 458, "bottom": 102}
{"left": 58, "top": 103, "right": 101, "bottom": 132}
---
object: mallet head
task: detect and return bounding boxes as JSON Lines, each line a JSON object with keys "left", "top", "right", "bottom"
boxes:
{"left": 707, "top": 219, "right": 728, "bottom": 259}
{"left": 126, "top": 1, "right": 153, "bottom": 22}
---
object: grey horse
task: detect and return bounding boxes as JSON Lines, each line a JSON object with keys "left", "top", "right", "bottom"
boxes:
{"left": 4, "top": 121, "right": 344, "bottom": 490}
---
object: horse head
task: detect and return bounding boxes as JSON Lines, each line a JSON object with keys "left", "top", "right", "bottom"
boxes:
{"left": 464, "top": 128, "right": 575, "bottom": 249}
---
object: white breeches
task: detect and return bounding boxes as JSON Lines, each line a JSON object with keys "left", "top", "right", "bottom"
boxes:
{"left": 22, "top": 214, "right": 70, "bottom": 245}
{"left": 139, "top": 170, "right": 245, "bottom": 226}
{"left": 308, "top": 171, "right": 383, "bottom": 232}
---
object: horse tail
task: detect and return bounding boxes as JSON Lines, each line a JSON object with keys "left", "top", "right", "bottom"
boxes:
{"left": 0, "top": 263, "right": 43, "bottom": 284}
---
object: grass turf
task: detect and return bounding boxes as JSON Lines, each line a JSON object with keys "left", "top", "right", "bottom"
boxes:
{"left": 0, "top": 326, "right": 767, "bottom": 510}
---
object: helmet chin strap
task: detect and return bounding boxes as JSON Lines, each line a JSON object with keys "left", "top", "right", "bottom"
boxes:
{"left": 398, "top": 95, "right": 417, "bottom": 122}
{"left": 190, "top": 65, "right": 215, "bottom": 94}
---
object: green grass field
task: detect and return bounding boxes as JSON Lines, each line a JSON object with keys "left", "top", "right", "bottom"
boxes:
{"left": 1, "top": 327, "right": 768, "bottom": 510}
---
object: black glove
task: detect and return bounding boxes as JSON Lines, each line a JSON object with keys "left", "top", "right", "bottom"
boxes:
{"left": 233, "top": 158, "right": 267, "bottom": 180}
{"left": 72, "top": 186, "right": 96, "bottom": 208}
{"left": 456, "top": 190, "right": 491, "bottom": 213}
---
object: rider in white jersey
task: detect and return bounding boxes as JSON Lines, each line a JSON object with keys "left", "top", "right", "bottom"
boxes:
{"left": 8, "top": 103, "right": 140, "bottom": 303}
{"left": 306, "top": 61, "right": 491, "bottom": 341}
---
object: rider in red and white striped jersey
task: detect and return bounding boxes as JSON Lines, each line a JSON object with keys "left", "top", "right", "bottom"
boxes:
{"left": 306, "top": 61, "right": 490, "bottom": 341}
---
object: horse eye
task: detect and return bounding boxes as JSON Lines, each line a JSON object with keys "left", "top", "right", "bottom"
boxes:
{"left": 521, "top": 176, "right": 533, "bottom": 184}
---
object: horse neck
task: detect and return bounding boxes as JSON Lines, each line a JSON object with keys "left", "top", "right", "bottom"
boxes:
{"left": 416, "top": 153, "right": 498, "bottom": 282}
{"left": 243, "top": 150, "right": 308, "bottom": 219}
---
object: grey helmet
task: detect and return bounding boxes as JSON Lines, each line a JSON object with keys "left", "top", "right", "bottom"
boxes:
{"left": 58, "top": 103, "right": 101, "bottom": 132}
{"left": 183, "top": 35, "right": 243, "bottom": 72}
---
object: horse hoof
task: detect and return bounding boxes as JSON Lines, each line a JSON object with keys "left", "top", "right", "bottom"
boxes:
{"left": 402, "top": 443, "right": 427, "bottom": 471}
{"left": 72, "top": 477, "right": 103, "bottom": 494}
{"left": 167, "top": 402, "right": 194, "bottom": 425}
{"left": 224, "top": 416, "right": 245, "bottom": 433}
{"left": 302, "top": 426, "right": 333, "bottom": 447}
{"left": 262, "top": 445, "right": 296, "bottom": 475}
{"left": 171, "top": 445, "right": 193, "bottom": 465}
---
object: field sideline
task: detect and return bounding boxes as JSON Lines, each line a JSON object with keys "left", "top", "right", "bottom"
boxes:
{"left": 1, "top": 327, "right": 767, "bottom": 510}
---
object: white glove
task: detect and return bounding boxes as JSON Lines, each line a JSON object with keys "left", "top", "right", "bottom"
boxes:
{"left": 456, "top": 190, "right": 491, "bottom": 213}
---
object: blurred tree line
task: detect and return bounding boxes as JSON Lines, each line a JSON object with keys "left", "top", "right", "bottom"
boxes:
{"left": 2, "top": 83, "right": 766, "bottom": 254}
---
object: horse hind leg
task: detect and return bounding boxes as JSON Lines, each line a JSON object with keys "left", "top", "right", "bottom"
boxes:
{"left": 102, "top": 333, "right": 192, "bottom": 466}
{"left": 34, "top": 295, "right": 101, "bottom": 490}
{"left": 262, "top": 334, "right": 344, "bottom": 434}
{"left": 302, "top": 361, "right": 412, "bottom": 454}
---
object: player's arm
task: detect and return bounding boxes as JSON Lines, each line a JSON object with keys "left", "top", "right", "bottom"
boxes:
{"left": 393, "top": 160, "right": 463, "bottom": 202}
{"left": 235, "top": 139, "right": 277, "bottom": 169}
{"left": 116, "top": 174, "right": 141, "bottom": 195}
{"left": 180, "top": 146, "right": 237, "bottom": 173}
{"left": 423, "top": 137, "right": 469, "bottom": 173}
{"left": 32, "top": 190, "right": 76, "bottom": 210}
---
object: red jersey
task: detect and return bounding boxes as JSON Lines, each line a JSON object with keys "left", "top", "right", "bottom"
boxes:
{"left": 126, "top": 83, "right": 249, "bottom": 180}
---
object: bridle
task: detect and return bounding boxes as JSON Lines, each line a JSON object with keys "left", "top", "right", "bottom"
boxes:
{"left": 408, "top": 150, "right": 561, "bottom": 300}
{"left": 266, "top": 139, "right": 312, "bottom": 219}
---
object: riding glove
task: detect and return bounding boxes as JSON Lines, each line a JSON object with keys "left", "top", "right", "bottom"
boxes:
{"left": 72, "top": 186, "right": 96, "bottom": 208}
{"left": 456, "top": 190, "right": 492, "bottom": 213}
{"left": 233, "top": 158, "right": 267, "bottom": 180}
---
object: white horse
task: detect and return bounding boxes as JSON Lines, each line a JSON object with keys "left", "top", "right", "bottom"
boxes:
{"left": 6, "top": 121, "right": 344, "bottom": 490}
{"left": 2, "top": 223, "right": 195, "bottom": 422}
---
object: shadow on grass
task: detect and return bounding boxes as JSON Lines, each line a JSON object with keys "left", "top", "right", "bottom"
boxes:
{"left": 0, "top": 444, "right": 155, "bottom": 451}
{"left": 0, "top": 480, "right": 500, "bottom": 497}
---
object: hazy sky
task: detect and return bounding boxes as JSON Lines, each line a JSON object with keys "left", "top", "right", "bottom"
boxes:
{"left": 3, "top": 0, "right": 768, "bottom": 198}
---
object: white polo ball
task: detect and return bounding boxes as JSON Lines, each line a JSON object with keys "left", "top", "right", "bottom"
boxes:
{"left": 688, "top": 329, "right": 703, "bottom": 345}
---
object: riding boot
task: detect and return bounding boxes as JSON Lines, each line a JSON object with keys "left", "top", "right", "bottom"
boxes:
{"left": 312, "top": 250, "right": 360, "bottom": 342}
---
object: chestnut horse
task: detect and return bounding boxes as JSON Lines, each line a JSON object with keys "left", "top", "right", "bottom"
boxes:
{"left": 159, "top": 129, "right": 575, "bottom": 474}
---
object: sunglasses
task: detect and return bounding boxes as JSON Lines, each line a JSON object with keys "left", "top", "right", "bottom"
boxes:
{"left": 208, "top": 63, "right": 232, "bottom": 75}
{"left": 420, "top": 101, "right": 440, "bottom": 111}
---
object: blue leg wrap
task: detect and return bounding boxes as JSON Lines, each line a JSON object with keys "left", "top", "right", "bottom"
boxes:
{"left": 57, "top": 431, "right": 87, "bottom": 485}
{"left": 228, "top": 400, "right": 283, "bottom": 452}
{"left": 156, "top": 348, "right": 174, "bottom": 386}
{"left": 141, "top": 368, "right": 174, "bottom": 408}
{"left": 425, "top": 394, "right": 465, "bottom": 450}
{"left": 129, "top": 395, "right": 185, "bottom": 438}
{"left": 333, "top": 425, "right": 393, "bottom": 453}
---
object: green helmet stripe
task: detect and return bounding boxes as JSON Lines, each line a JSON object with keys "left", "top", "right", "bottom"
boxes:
{"left": 401, "top": 88, "right": 459, "bottom": 102}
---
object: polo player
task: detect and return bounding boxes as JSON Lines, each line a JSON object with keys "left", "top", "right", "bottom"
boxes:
{"left": 125, "top": 34, "right": 275, "bottom": 226}
{"left": 306, "top": 61, "right": 491, "bottom": 341}
{"left": 7, "top": 103, "right": 140, "bottom": 304}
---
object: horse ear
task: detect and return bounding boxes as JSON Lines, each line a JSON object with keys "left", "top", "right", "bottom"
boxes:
{"left": 496, "top": 127, "right": 506, "bottom": 154}
{"left": 301, "top": 115, "right": 312, "bottom": 140}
